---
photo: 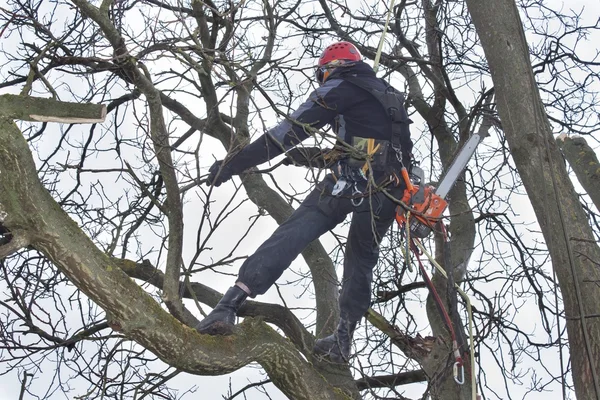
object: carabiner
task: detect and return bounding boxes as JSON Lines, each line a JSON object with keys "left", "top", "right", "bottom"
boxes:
{"left": 351, "top": 183, "right": 364, "bottom": 207}
{"left": 332, "top": 178, "right": 349, "bottom": 196}
{"left": 453, "top": 361, "right": 465, "bottom": 385}
{"left": 392, "top": 145, "right": 403, "bottom": 164}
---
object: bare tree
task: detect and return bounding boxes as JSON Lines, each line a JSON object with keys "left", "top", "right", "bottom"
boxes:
{"left": 0, "top": 0, "right": 598, "bottom": 399}
{"left": 466, "top": 1, "right": 600, "bottom": 398}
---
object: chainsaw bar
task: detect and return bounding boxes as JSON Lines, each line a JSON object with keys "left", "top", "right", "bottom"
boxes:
{"left": 434, "top": 130, "right": 488, "bottom": 200}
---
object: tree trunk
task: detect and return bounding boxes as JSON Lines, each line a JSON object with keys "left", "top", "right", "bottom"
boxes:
{"left": 465, "top": 1, "right": 600, "bottom": 398}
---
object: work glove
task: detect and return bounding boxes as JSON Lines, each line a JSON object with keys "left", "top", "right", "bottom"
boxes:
{"left": 206, "top": 160, "right": 234, "bottom": 187}
{"left": 282, "top": 147, "right": 339, "bottom": 168}
{"left": 282, "top": 147, "right": 321, "bottom": 166}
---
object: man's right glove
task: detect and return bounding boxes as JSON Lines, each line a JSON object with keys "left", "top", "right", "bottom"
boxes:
{"left": 206, "top": 160, "right": 235, "bottom": 187}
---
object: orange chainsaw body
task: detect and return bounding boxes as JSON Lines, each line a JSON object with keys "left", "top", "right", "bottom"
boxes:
{"left": 395, "top": 129, "right": 486, "bottom": 236}
{"left": 395, "top": 168, "right": 448, "bottom": 237}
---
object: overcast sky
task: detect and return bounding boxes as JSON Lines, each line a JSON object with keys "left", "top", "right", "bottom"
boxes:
{"left": 1, "top": 0, "right": 599, "bottom": 399}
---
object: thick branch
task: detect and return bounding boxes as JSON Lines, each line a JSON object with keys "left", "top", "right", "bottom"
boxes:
{"left": 365, "top": 309, "right": 437, "bottom": 363}
{"left": 0, "top": 94, "right": 106, "bottom": 123}
{"left": 114, "top": 258, "right": 316, "bottom": 356}
{"left": 365, "top": 308, "right": 459, "bottom": 399}
{"left": 355, "top": 369, "right": 427, "bottom": 391}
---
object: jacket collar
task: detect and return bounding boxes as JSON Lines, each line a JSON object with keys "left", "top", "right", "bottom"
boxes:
{"left": 327, "top": 60, "right": 376, "bottom": 80}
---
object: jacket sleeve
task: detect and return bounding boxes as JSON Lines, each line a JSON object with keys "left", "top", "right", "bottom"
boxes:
{"left": 224, "top": 79, "right": 347, "bottom": 174}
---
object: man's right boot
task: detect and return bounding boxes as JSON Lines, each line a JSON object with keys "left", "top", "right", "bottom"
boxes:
{"left": 313, "top": 318, "right": 357, "bottom": 363}
{"left": 195, "top": 286, "right": 247, "bottom": 335}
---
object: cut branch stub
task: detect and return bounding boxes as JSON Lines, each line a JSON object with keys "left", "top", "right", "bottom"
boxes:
{"left": 0, "top": 94, "right": 107, "bottom": 123}
{"left": 557, "top": 134, "right": 600, "bottom": 212}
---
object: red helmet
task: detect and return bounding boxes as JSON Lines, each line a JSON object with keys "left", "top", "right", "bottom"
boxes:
{"left": 318, "top": 41, "right": 362, "bottom": 67}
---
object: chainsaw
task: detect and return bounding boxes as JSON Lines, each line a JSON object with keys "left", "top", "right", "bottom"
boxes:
{"left": 396, "top": 130, "right": 487, "bottom": 238}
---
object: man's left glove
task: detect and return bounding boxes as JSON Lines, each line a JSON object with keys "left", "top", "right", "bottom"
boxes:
{"left": 282, "top": 147, "right": 340, "bottom": 169}
{"left": 206, "top": 160, "right": 235, "bottom": 187}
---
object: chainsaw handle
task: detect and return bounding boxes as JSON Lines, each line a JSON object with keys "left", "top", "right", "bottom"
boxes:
{"left": 401, "top": 167, "right": 414, "bottom": 192}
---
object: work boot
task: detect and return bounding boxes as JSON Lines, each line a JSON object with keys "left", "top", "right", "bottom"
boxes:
{"left": 313, "top": 319, "right": 357, "bottom": 363}
{"left": 195, "top": 286, "right": 247, "bottom": 335}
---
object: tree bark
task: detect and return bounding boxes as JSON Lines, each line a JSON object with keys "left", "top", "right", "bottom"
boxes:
{"left": 557, "top": 134, "right": 600, "bottom": 212}
{"left": 465, "top": 1, "right": 600, "bottom": 398}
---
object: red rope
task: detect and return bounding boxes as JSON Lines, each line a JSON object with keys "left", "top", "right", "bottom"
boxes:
{"left": 403, "top": 221, "right": 470, "bottom": 387}
{"left": 414, "top": 248, "right": 456, "bottom": 343}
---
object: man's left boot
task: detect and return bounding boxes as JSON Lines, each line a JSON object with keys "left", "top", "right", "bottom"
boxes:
{"left": 313, "top": 318, "right": 357, "bottom": 363}
{"left": 195, "top": 286, "right": 247, "bottom": 335}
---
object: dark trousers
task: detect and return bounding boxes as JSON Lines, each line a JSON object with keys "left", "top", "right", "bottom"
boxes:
{"left": 237, "top": 174, "right": 403, "bottom": 322}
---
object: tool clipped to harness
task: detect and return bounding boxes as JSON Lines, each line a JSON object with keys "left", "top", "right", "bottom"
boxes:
{"left": 330, "top": 160, "right": 367, "bottom": 206}
{"left": 332, "top": 177, "right": 349, "bottom": 196}
{"left": 351, "top": 183, "right": 364, "bottom": 207}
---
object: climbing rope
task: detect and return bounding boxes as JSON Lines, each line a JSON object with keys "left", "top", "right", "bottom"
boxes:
{"left": 401, "top": 212, "right": 477, "bottom": 399}
{"left": 413, "top": 237, "right": 476, "bottom": 399}
{"left": 373, "top": 0, "right": 396, "bottom": 74}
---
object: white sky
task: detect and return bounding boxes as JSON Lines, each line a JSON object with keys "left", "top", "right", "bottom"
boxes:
{"left": 1, "top": 0, "right": 599, "bottom": 399}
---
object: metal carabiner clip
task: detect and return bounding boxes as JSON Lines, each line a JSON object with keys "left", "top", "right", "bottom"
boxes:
{"left": 391, "top": 145, "right": 403, "bottom": 164}
{"left": 351, "top": 183, "right": 364, "bottom": 207}
{"left": 332, "top": 177, "right": 348, "bottom": 196}
{"left": 453, "top": 361, "right": 465, "bottom": 385}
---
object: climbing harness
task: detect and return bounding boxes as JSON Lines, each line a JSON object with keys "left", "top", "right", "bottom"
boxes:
{"left": 326, "top": 73, "right": 413, "bottom": 206}
{"left": 337, "top": 74, "right": 413, "bottom": 174}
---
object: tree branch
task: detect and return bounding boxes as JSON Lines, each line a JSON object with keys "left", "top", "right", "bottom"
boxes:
{"left": 0, "top": 94, "right": 106, "bottom": 123}
{"left": 355, "top": 369, "right": 427, "bottom": 391}
{"left": 70, "top": 0, "right": 191, "bottom": 325}
{"left": 114, "top": 257, "right": 316, "bottom": 356}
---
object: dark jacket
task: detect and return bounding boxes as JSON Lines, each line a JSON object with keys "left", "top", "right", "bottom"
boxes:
{"left": 225, "top": 61, "right": 412, "bottom": 174}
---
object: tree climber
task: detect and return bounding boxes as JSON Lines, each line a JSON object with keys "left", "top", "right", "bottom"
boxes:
{"left": 196, "top": 41, "right": 414, "bottom": 364}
